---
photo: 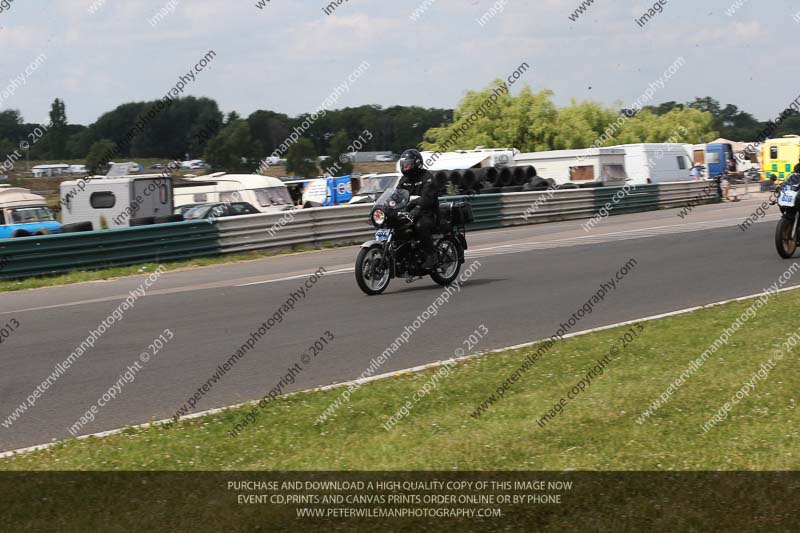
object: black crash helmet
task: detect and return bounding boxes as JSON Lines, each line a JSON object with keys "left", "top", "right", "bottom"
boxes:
{"left": 398, "top": 149, "right": 425, "bottom": 181}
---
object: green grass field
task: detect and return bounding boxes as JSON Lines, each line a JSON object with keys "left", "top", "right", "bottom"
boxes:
{"left": 3, "top": 288, "right": 799, "bottom": 471}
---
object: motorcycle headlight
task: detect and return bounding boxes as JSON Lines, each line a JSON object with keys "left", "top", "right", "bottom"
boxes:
{"left": 372, "top": 209, "right": 386, "bottom": 227}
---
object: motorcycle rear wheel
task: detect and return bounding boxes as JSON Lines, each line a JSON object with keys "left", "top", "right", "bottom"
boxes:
{"left": 775, "top": 217, "right": 798, "bottom": 259}
{"left": 356, "top": 244, "right": 392, "bottom": 295}
{"left": 430, "top": 238, "right": 462, "bottom": 286}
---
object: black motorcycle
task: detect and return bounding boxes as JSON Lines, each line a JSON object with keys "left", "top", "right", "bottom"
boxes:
{"left": 355, "top": 186, "right": 472, "bottom": 295}
{"left": 775, "top": 173, "right": 800, "bottom": 258}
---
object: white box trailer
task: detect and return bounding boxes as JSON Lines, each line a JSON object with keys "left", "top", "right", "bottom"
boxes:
{"left": 60, "top": 175, "right": 173, "bottom": 228}
{"left": 513, "top": 147, "right": 628, "bottom": 186}
{"left": 611, "top": 143, "right": 693, "bottom": 184}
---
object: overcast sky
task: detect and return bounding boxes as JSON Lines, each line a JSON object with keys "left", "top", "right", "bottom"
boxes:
{"left": 0, "top": 0, "right": 796, "bottom": 125}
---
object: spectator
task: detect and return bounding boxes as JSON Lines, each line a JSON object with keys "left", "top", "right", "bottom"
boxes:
{"left": 719, "top": 173, "right": 730, "bottom": 199}
{"left": 689, "top": 164, "right": 701, "bottom": 181}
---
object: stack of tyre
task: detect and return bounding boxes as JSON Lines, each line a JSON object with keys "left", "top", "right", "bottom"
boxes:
{"left": 433, "top": 165, "right": 557, "bottom": 195}
{"left": 9, "top": 221, "right": 94, "bottom": 238}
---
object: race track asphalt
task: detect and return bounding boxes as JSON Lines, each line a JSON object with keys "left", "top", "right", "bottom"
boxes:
{"left": 0, "top": 194, "right": 791, "bottom": 451}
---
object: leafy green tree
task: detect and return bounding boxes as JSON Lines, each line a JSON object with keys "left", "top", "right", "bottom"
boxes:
{"left": 90, "top": 97, "right": 222, "bottom": 159}
{"left": 204, "top": 120, "right": 256, "bottom": 172}
{"left": 65, "top": 127, "right": 96, "bottom": 159}
{"left": 643, "top": 101, "right": 685, "bottom": 116}
{"left": 48, "top": 98, "right": 68, "bottom": 159}
{"left": 225, "top": 111, "right": 241, "bottom": 124}
{"left": 617, "top": 108, "right": 716, "bottom": 144}
{"left": 773, "top": 111, "right": 800, "bottom": 139}
{"left": 248, "top": 110, "right": 291, "bottom": 157}
{"left": 688, "top": 97, "right": 761, "bottom": 140}
{"left": 422, "top": 82, "right": 559, "bottom": 153}
{"left": 319, "top": 130, "right": 354, "bottom": 176}
{"left": 0, "top": 110, "right": 25, "bottom": 149}
{"left": 85, "top": 139, "right": 117, "bottom": 174}
{"left": 285, "top": 138, "right": 318, "bottom": 178}
{"left": 0, "top": 138, "right": 16, "bottom": 169}
{"left": 551, "top": 99, "right": 621, "bottom": 149}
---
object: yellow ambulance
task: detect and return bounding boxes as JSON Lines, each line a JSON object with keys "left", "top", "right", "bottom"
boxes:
{"left": 761, "top": 135, "right": 800, "bottom": 181}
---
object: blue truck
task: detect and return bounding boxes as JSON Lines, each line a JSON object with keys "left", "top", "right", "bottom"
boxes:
{"left": 690, "top": 143, "right": 736, "bottom": 178}
{"left": 0, "top": 185, "right": 61, "bottom": 238}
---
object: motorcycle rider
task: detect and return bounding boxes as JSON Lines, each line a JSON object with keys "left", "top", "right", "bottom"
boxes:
{"left": 397, "top": 148, "right": 439, "bottom": 270}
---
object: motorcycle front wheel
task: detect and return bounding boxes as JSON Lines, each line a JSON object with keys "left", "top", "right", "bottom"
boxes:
{"left": 775, "top": 216, "right": 798, "bottom": 259}
{"left": 430, "top": 238, "right": 462, "bottom": 286}
{"left": 355, "top": 244, "right": 392, "bottom": 295}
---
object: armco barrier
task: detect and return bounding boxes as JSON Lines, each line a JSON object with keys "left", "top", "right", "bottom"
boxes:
{"left": 458, "top": 194, "right": 503, "bottom": 231}
{"left": 0, "top": 181, "right": 720, "bottom": 280}
{"left": 216, "top": 206, "right": 374, "bottom": 254}
{"left": 216, "top": 195, "right": 504, "bottom": 254}
{"left": 500, "top": 181, "right": 719, "bottom": 226}
{"left": 0, "top": 221, "right": 218, "bottom": 280}
{"left": 218, "top": 181, "right": 717, "bottom": 255}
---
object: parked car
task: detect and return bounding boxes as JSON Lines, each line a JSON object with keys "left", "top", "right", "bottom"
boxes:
{"left": 375, "top": 154, "right": 396, "bottom": 162}
{"left": 263, "top": 156, "right": 285, "bottom": 167}
{"left": 183, "top": 202, "right": 260, "bottom": 220}
{"left": 174, "top": 203, "right": 204, "bottom": 216}
{"left": 0, "top": 185, "right": 62, "bottom": 238}
{"left": 181, "top": 160, "right": 208, "bottom": 171}
{"left": 151, "top": 163, "right": 165, "bottom": 170}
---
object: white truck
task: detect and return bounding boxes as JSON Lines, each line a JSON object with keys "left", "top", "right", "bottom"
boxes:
{"left": 611, "top": 143, "right": 693, "bottom": 184}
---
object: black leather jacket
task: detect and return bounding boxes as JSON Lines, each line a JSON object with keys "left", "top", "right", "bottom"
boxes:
{"left": 399, "top": 172, "right": 439, "bottom": 220}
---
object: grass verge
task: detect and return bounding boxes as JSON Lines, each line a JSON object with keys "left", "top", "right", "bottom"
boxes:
{"left": 3, "top": 289, "right": 800, "bottom": 471}
{"left": 0, "top": 242, "right": 354, "bottom": 293}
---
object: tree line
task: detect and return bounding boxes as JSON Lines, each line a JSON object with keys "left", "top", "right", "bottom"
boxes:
{"left": 1, "top": 89, "right": 798, "bottom": 177}
{"left": 422, "top": 81, "right": 800, "bottom": 154}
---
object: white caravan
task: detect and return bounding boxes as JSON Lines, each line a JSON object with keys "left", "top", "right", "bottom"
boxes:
{"left": 60, "top": 175, "right": 174, "bottom": 228}
{"left": 611, "top": 143, "right": 693, "bottom": 184}
{"left": 513, "top": 147, "right": 628, "bottom": 186}
{"left": 174, "top": 174, "right": 294, "bottom": 214}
